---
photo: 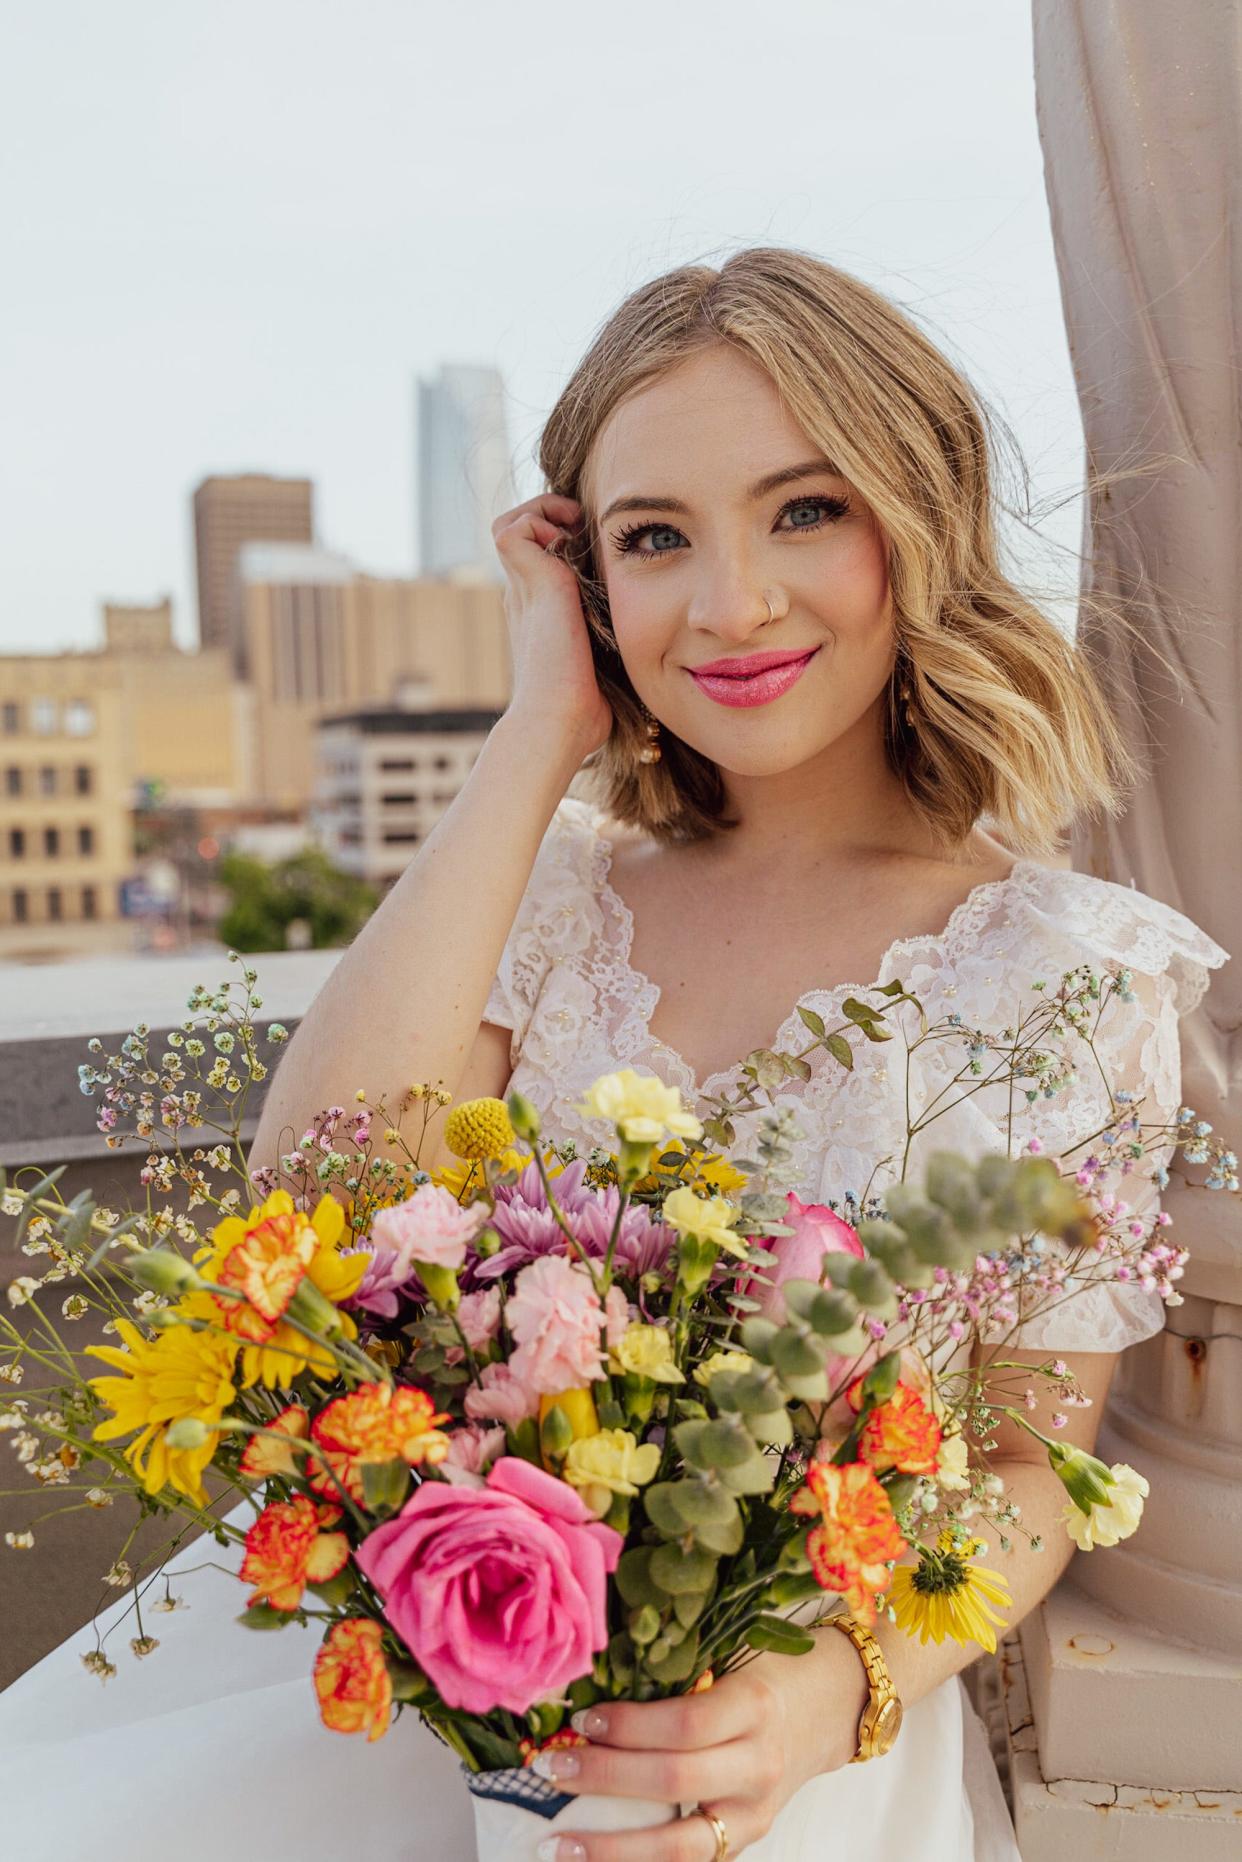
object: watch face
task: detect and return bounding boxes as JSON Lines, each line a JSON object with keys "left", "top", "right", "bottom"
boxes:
{"left": 871, "top": 1696, "right": 903, "bottom": 1755}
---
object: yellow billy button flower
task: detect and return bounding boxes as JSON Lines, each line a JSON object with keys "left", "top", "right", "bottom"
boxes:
{"left": 887, "top": 1544, "right": 1012, "bottom": 1654}
{"left": 575, "top": 1070, "right": 704, "bottom": 1147}
{"left": 610, "top": 1323, "right": 685, "bottom": 1385}
{"left": 563, "top": 1427, "right": 661, "bottom": 1519}
{"left": 85, "top": 1319, "right": 236, "bottom": 1507}
{"left": 539, "top": 1386, "right": 600, "bottom": 1444}
{"left": 1060, "top": 1462, "right": 1149, "bottom": 1550}
{"left": 443, "top": 1096, "right": 516, "bottom": 1162}
{"left": 661, "top": 1185, "right": 747, "bottom": 1257}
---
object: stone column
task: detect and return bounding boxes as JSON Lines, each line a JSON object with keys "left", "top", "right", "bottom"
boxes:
{"left": 1004, "top": 6, "right": 1242, "bottom": 1853}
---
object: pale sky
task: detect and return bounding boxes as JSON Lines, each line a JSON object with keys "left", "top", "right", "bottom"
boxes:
{"left": 0, "top": 0, "right": 1084, "bottom": 655}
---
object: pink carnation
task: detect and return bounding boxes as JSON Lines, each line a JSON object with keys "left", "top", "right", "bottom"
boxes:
{"left": 440, "top": 1425, "right": 506, "bottom": 1488}
{"left": 452, "top": 1286, "right": 502, "bottom": 1356}
{"left": 463, "top": 1361, "right": 540, "bottom": 1427}
{"left": 370, "top": 1183, "right": 488, "bottom": 1272}
{"left": 605, "top": 1282, "right": 631, "bottom": 1348}
{"left": 506, "top": 1254, "right": 608, "bottom": 1395}
{"left": 355, "top": 1457, "right": 622, "bottom": 1713}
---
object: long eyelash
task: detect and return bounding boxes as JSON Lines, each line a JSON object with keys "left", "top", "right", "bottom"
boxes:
{"left": 610, "top": 493, "right": 850, "bottom": 560}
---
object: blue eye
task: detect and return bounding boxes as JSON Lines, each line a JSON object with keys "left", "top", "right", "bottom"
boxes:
{"left": 610, "top": 493, "right": 850, "bottom": 560}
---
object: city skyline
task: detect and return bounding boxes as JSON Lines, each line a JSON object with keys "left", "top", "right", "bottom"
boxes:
{"left": 2, "top": 2, "right": 1083, "bottom": 654}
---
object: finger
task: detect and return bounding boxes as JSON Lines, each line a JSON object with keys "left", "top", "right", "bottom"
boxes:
{"left": 537, "top": 1797, "right": 758, "bottom": 1862}
{"left": 492, "top": 511, "right": 576, "bottom": 560}
{"left": 570, "top": 1688, "right": 755, "bottom": 1752}
{"left": 491, "top": 492, "right": 582, "bottom": 537}
{"left": 531, "top": 1732, "right": 754, "bottom": 1808}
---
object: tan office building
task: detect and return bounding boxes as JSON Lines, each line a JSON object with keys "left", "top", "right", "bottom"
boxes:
{"left": 0, "top": 656, "right": 132, "bottom": 960}
{"left": 193, "top": 473, "right": 314, "bottom": 670}
{"left": 239, "top": 544, "right": 511, "bottom": 811}
{"left": 314, "top": 703, "right": 502, "bottom": 888}
{"left": 102, "top": 600, "right": 254, "bottom": 803}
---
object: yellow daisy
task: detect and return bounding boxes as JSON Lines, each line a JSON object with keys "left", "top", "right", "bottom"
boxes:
{"left": 888, "top": 1545, "right": 1012, "bottom": 1654}
{"left": 85, "top": 1318, "right": 236, "bottom": 1506}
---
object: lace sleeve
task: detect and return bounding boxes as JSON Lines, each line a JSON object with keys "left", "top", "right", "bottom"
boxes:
{"left": 481, "top": 796, "right": 600, "bottom": 1067}
{"left": 996, "top": 877, "right": 1230, "bottom": 1356}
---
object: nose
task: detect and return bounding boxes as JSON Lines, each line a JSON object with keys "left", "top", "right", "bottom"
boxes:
{"left": 684, "top": 557, "right": 777, "bottom": 644}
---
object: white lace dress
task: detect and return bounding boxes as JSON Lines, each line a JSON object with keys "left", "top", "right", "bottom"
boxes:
{"left": 0, "top": 796, "right": 1228, "bottom": 1862}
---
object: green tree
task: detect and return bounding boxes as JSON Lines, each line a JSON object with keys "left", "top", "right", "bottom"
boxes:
{"left": 216, "top": 847, "right": 380, "bottom": 952}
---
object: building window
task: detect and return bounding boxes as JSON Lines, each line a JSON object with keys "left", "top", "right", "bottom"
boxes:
{"left": 12, "top": 888, "right": 28, "bottom": 923}
{"left": 382, "top": 830, "right": 420, "bottom": 845}
{"left": 64, "top": 699, "right": 95, "bottom": 736}
{"left": 9, "top": 827, "right": 24, "bottom": 858}
{"left": 81, "top": 884, "right": 97, "bottom": 919}
{"left": 30, "top": 698, "right": 58, "bottom": 735}
{"left": 2, "top": 701, "right": 19, "bottom": 734}
{"left": 77, "top": 824, "right": 95, "bottom": 856}
{"left": 74, "top": 764, "right": 93, "bottom": 795}
{"left": 433, "top": 754, "right": 452, "bottom": 771}
{"left": 379, "top": 758, "right": 415, "bottom": 773}
{"left": 4, "top": 766, "right": 19, "bottom": 796}
{"left": 44, "top": 825, "right": 60, "bottom": 857}
{"left": 39, "top": 765, "right": 56, "bottom": 797}
{"left": 381, "top": 792, "right": 417, "bottom": 806}
{"left": 47, "top": 886, "right": 62, "bottom": 921}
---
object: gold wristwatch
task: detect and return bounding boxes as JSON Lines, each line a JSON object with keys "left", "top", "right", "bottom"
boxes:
{"left": 826, "top": 1613, "right": 903, "bottom": 1761}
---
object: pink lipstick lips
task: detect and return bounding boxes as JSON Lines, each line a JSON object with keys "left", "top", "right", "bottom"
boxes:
{"left": 688, "top": 646, "right": 820, "bottom": 708}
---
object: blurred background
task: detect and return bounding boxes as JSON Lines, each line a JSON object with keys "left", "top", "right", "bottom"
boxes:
{"left": 0, "top": 0, "right": 1082, "bottom": 968}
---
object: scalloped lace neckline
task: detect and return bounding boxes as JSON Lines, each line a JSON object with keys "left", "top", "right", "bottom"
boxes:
{"left": 584, "top": 807, "right": 1043, "bottom": 1099}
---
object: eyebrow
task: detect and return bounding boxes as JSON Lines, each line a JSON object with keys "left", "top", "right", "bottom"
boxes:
{"left": 598, "top": 457, "right": 842, "bottom": 526}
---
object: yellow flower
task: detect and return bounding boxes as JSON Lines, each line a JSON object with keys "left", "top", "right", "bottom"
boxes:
{"left": 191, "top": 1192, "right": 367, "bottom": 1389}
{"left": 85, "top": 1318, "right": 236, "bottom": 1506}
{"left": 693, "top": 1349, "right": 755, "bottom": 1388}
{"left": 1061, "top": 1462, "right": 1149, "bottom": 1550}
{"left": 611, "top": 1323, "right": 685, "bottom": 1385}
{"left": 888, "top": 1549, "right": 1012, "bottom": 1654}
{"left": 563, "top": 1427, "right": 661, "bottom": 1518}
{"left": 633, "top": 1141, "right": 748, "bottom": 1199}
{"left": 443, "top": 1097, "right": 516, "bottom": 1161}
{"left": 539, "top": 1386, "right": 600, "bottom": 1444}
{"left": 936, "top": 1430, "right": 970, "bottom": 1492}
{"left": 432, "top": 1146, "right": 557, "bottom": 1204}
{"left": 662, "top": 1184, "right": 747, "bottom": 1257}
{"left": 576, "top": 1070, "right": 703, "bottom": 1146}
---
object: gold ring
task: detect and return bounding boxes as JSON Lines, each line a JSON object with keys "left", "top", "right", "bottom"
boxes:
{"left": 695, "top": 1806, "right": 729, "bottom": 1861}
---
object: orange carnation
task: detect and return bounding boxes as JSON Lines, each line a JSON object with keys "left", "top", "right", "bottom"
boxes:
{"left": 239, "top": 1404, "right": 310, "bottom": 1479}
{"left": 847, "top": 1378, "right": 943, "bottom": 1477}
{"left": 313, "top": 1617, "right": 393, "bottom": 1742}
{"left": 240, "top": 1493, "right": 351, "bottom": 1611}
{"left": 518, "top": 1728, "right": 589, "bottom": 1768}
{"left": 308, "top": 1381, "right": 451, "bottom": 1505}
{"left": 215, "top": 1203, "right": 317, "bottom": 1342}
{"left": 790, "top": 1460, "right": 907, "bottom": 1625}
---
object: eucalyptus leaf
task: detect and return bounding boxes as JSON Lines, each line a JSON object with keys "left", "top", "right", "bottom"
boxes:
{"left": 744, "top": 1614, "right": 817, "bottom": 1656}
{"left": 645, "top": 1631, "right": 700, "bottom": 1684}
{"left": 617, "top": 1546, "right": 667, "bottom": 1609}
{"left": 796, "top": 1005, "right": 827, "bottom": 1037}
{"left": 650, "top": 1542, "right": 717, "bottom": 1595}
{"left": 824, "top": 1033, "right": 855, "bottom": 1070}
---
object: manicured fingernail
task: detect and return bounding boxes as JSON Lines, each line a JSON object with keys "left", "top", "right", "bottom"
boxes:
{"left": 569, "top": 1707, "right": 609, "bottom": 1738}
{"left": 531, "top": 1748, "right": 581, "bottom": 1780}
{"left": 536, "top": 1841, "right": 587, "bottom": 1861}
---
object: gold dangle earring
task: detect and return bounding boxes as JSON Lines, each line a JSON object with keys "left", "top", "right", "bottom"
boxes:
{"left": 897, "top": 669, "right": 915, "bottom": 729}
{"left": 637, "top": 704, "right": 662, "bottom": 764}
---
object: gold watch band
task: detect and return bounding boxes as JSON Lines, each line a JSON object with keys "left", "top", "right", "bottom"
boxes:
{"left": 825, "top": 1612, "right": 903, "bottom": 1762}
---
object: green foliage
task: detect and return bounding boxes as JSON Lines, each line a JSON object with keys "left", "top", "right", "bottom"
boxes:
{"left": 215, "top": 846, "right": 379, "bottom": 953}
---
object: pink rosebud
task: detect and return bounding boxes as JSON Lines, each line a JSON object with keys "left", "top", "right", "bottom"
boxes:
{"left": 440, "top": 1424, "right": 506, "bottom": 1488}
{"left": 454, "top": 1287, "right": 502, "bottom": 1355}
{"left": 370, "top": 1182, "right": 488, "bottom": 1271}
{"left": 749, "top": 1191, "right": 865, "bottom": 1324}
{"left": 355, "top": 1457, "right": 622, "bottom": 1714}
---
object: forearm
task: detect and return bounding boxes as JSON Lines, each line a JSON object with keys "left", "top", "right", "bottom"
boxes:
{"left": 248, "top": 710, "right": 590, "bottom": 1176}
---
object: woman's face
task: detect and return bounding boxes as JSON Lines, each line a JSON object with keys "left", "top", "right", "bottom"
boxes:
{"left": 584, "top": 343, "right": 896, "bottom": 781}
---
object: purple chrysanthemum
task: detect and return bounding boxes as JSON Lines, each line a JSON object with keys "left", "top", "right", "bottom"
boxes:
{"left": 469, "top": 1157, "right": 675, "bottom": 1285}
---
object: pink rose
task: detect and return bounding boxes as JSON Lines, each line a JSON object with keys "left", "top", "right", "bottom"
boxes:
{"left": 463, "top": 1361, "right": 540, "bottom": 1427}
{"left": 751, "top": 1191, "right": 864, "bottom": 1323}
{"left": 370, "top": 1183, "right": 488, "bottom": 1272}
{"left": 441, "top": 1424, "right": 506, "bottom": 1488}
{"left": 355, "top": 1457, "right": 622, "bottom": 1713}
{"left": 506, "top": 1254, "right": 607, "bottom": 1395}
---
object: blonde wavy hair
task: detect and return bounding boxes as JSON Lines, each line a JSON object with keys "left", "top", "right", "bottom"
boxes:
{"left": 539, "top": 244, "right": 1141, "bottom": 856}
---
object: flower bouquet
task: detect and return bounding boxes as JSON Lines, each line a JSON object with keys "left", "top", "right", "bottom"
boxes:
{"left": 2, "top": 953, "right": 1237, "bottom": 1857}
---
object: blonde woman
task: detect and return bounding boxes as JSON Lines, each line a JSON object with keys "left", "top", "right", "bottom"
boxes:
{"left": 0, "top": 249, "right": 1227, "bottom": 1861}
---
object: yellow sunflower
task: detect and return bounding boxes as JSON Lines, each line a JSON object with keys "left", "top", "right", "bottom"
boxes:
{"left": 191, "top": 1191, "right": 368, "bottom": 1389}
{"left": 85, "top": 1318, "right": 236, "bottom": 1506}
{"left": 888, "top": 1543, "right": 1012, "bottom": 1654}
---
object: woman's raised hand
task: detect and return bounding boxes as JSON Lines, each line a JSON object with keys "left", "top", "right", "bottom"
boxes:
{"left": 492, "top": 492, "right": 614, "bottom": 760}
